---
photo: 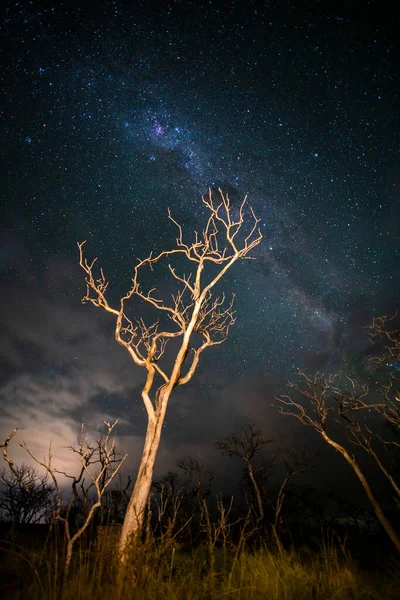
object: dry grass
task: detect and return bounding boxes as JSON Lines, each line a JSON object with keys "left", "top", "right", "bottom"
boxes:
{"left": 0, "top": 527, "right": 399, "bottom": 600}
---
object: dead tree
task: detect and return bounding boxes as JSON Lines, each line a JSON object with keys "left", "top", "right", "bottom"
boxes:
{"left": 335, "top": 378, "right": 400, "bottom": 502}
{"left": 216, "top": 423, "right": 273, "bottom": 520}
{"left": 271, "top": 447, "right": 308, "bottom": 547}
{"left": 177, "top": 456, "right": 214, "bottom": 504}
{"left": 22, "top": 421, "right": 126, "bottom": 577}
{"left": 332, "top": 313, "right": 400, "bottom": 501}
{"left": 78, "top": 189, "right": 262, "bottom": 554}
{"left": 100, "top": 475, "right": 132, "bottom": 524}
{"left": 278, "top": 372, "right": 400, "bottom": 554}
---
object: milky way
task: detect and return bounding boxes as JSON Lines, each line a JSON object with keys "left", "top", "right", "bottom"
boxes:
{"left": 1, "top": 1, "right": 399, "bottom": 480}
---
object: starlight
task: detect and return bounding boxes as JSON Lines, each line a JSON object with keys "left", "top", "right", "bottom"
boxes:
{"left": 0, "top": 0, "right": 397, "bottom": 491}
{"left": 154, "top": 122, "right": 164, "bottom": 136}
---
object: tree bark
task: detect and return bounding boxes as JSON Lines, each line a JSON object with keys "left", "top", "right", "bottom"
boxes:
{"left": 119, "top": 391, "right": 170, "bottom": 554}
{"left": 119, "top": 305, "right": 203, "bottom": 555}
{"left": 247, "top": 461, "right": 264, "bottom": 520}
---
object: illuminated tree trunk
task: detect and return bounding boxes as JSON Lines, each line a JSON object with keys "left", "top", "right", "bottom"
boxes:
{"left": 119, "top": 306, "right": 201, "bottom": 554}
{"left": 119, "top": 389, "right": 170, "bottom": 552}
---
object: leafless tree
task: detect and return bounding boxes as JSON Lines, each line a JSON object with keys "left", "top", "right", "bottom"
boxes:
{"left": 78, "top": 189, "right": 262, "bottom": 554}
{"left": 1, "top": 429, "right": 58, "bottom": 524}
{"left": 150, "top": 474, "right": 196, "bottom": 551}
{"left": 216, "top": 423, "right": 273, "bottom": 520}
{"left": 271, "top": 447, "right": 309, "bottom": 547}
{"left": 332, "top": 313, "right": 400, "bottom": 503}
{"left": 0, "top": 464, "right": 57, "bottom": 525}
{"left": 278, "top": 371, "right": 400, "bottom": 553}
{"left": 100, "top": 475, "right": 133, "bottom": 524}
{"left": 177, "top": 456, "right": 214, "bottom": 504}
{"left": 335, "top": 380, "right": 400, "bottom": 502}
{"left": 21, "top": 420, "right": 126, "bottom": 576}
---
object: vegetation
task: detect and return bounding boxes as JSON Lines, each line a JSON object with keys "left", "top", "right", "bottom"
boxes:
{"left": 0, "top": 520, "right": 399, "bottom": 599}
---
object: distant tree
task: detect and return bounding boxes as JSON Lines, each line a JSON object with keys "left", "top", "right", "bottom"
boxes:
{"left": 177, "top": 456, "right": 214, "bottom": 505}
{"left": 78, "top": 189, "right": 262, "bottom": 556}
{"left": 150, "top": 459, "right": 214, "bottom": 546}
{"left": 151, "top": 471, "right": 184, "bottom": 543}
{"left": 0, "top": 464, "right": 57, "bottom": 525}
{"left": 216, "top": 423, "right": 273, "bottom": 520}
{"left": 270, "top": 446, "right": 309, "bottom": 547}
{"left": 100, "top": 475, "right": 132, "bottom": 524}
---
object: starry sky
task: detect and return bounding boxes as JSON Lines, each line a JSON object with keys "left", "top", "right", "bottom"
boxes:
{"left": 1, "top": 0, "right": 399, "bottom": 493}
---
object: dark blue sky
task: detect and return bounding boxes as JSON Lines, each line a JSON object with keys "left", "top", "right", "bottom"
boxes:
{"left": 1, "top": 0, "right": 399, "bottom": 492}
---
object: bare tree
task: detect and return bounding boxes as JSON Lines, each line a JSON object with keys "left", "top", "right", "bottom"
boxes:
{"left": 1, "top": 429, "right": 58, "bottom": 524}
{"left": 278, "top": 371, "right": 400, "bottom": 554}
{"left": 78, "top": 189, "right": 262, "bottom": 553}
{"left": 336, "top": 380, "right": 400, "bottom": 502}
{"left": 151, "top": 473, "right": 186, "bottom": 544}
{"left": 100, "top": 475, "right": 132, "bottom": 524}
{"left": 329, "top": 313, "right": 400, "bottom": 504}
{"left": 177, "top": 456, "right": 214, "bottom": 504}
{"left": 21, "top": 420, "right": 126, "bottom": 576}
{"left": 0, "top": 464, "right": 57, "bottom": 525}
{"left": 216, "top": 423, "right": 273, "bottom": 520}
{"left": 271, "top": 447, "right": 308, "bottom": 547}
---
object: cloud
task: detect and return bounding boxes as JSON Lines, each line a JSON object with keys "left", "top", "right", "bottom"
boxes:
{"left": 0, "top": 252, "right": 145, "bottom": 476}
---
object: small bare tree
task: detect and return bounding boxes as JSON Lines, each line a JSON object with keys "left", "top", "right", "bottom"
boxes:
{"left": 100, "top": 475, "right": 132, "bottom": 524}
{"left": 216, "top": 423, "right": 273, "bottom": 520}
{"left": 271, "top": 447, "right": 308, "bottom": 547}
{"left": 278, "top": 371, "right": 400, "bottom": 553}
{"left": 78, "top": 189, "right": 262, "bottom": 554}
{"left": 21, "top": 421, "right": 126, "bottom": 576}
{"left": 177, "top": 456, "right": 214, "bottom": 505}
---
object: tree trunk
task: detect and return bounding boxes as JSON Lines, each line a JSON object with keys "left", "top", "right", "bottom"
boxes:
{"left": 247, "top": 461, "right": 264, "bottom": 520}
{"left": 119, "top": 305, "right": 202, "bottom": 557}
{"left": 119, "top": 395, "right": 169, "bottom": 555}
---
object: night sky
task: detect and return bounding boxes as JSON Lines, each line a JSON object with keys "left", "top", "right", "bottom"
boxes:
{"left": 1, "top": 1, "right": 399, "bottom": 493}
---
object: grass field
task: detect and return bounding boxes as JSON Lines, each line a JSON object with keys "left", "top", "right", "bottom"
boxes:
{"left": 1, "top": 526, "right": 399, "bottom": 599}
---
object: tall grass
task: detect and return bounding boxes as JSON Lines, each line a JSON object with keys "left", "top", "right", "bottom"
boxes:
{"left": 0, "top": 526, "right": 399, "bottom": 600}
